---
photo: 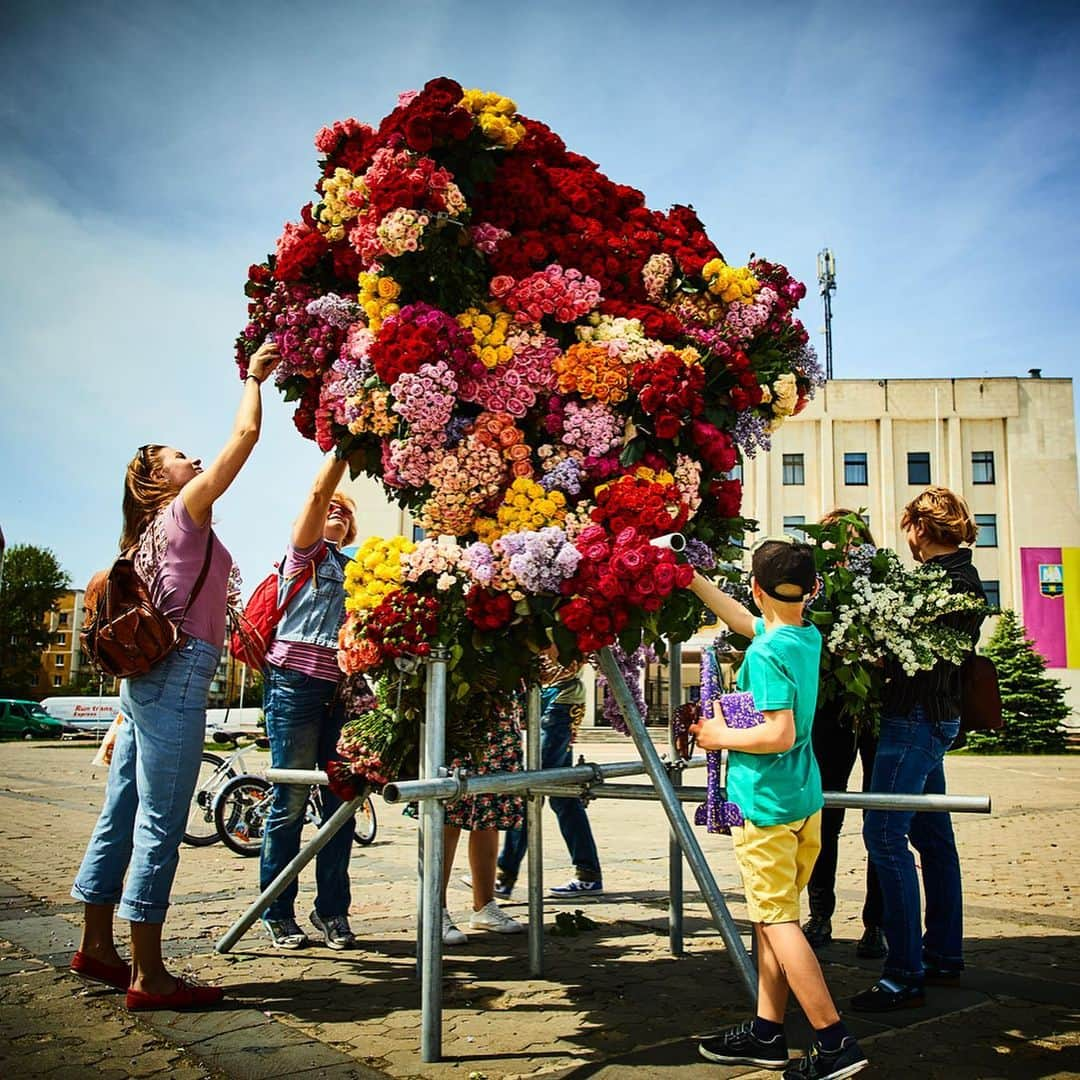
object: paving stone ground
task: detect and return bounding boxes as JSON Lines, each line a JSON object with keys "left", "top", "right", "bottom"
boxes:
{"left": 0, "top": 740, "right": 1078, "bottom": 1078}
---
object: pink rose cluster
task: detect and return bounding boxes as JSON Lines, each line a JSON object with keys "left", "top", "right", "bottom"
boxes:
{"left": 497, "top": 264, "right": 602, "bottom": 324}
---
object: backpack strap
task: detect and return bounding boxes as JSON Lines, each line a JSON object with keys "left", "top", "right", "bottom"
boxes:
{"left": 177, "top": 529, "right": 216, "bottom": 624}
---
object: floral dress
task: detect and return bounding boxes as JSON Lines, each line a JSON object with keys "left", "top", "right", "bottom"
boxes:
{"left": 444, "top": 697, "right": 525, "bottom": 831}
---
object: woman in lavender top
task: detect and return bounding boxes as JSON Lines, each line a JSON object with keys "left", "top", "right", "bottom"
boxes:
{"left": 71, "top": 339, "right": 279, "bottom": 1011}
{"left": 258, "top": 452, "right": 359, "bottom": 952}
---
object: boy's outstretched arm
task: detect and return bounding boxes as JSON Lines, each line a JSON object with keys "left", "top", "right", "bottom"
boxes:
{"left": 690, "top": 707, "right": 796, "bottom": 754}
{"left": 689, "top": 571, "right": 757, "bottom": 639}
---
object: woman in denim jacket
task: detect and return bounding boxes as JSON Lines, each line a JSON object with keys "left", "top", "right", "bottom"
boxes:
{"left": 259, "top": 452, "right": 359, "bottom": 951}
{"left": 71, "top": 340, "right": 279, "bottom": 1010}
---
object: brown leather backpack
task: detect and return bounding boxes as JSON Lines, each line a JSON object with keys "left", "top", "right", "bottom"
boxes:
{"left": 959, "top": 653, "right": 1003, "bottom": 734}
{"left": 81, "top": 533, "right": 213, "bottom": 679}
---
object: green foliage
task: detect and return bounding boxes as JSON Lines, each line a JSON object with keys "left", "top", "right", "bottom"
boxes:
{"left": 0, "top": 544, "right": 71, "bottom": 697}
{"left": 965, "top": 610, "right": 1072, "bottom": 753}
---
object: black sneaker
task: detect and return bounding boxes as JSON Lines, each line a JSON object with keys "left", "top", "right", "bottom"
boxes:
{"left": 783, "top": 1037, "right": 868, "bottom": 1079}
{"left": 802, "top": 915, "right": 832, "bottom": 949}
{"left": 923, "top": 961, "right": 962, "bottom": 984}
{"left": 262, "top": 916, "right": 309, "bottom": 950}
{"left": 855, "top": 926, "right": 886, "bottom": 958}
{"left": 698, "top": 1020, "right": 788, "bottom": 1069}
{"left": 850, "top": 977, "right": 925, "bottom": 1012}
{"left": 310, "top": 910, "right": 357, "bottom": 951}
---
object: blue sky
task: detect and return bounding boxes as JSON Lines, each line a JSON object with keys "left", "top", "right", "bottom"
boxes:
{"left": 2, "top": 0, "right": 1078, "bottom": 590}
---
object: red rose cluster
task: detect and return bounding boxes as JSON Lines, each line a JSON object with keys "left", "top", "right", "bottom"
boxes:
{"left": 369, "top": 302, "right": 477, "bottom": 386}
{"left": 366, "top": 590, "right": 439, "bottom": 664}
{"left": 591, "top": 476, "right": 689, "bottom": 538}
{"left": 631, "top": 351, "right": 706, "bottom": 439}
{"left": 464, "top": 585, "right": 515, "bottom": 631}
{"left": 559, "top": 526, "right": 695, "bottom": 652}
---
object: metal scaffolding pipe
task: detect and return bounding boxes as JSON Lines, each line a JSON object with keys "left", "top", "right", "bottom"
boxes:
{"left": 667, "top": 639, "right": 684, "bottom": 957}
{"left": 383, "top": 758, "right": 655, "bottom": 803}
{"left": 536, "top": 783, "right": 991, "bottom": 814}
{"left": 525, "top": 684, "right": 543, "bottom": 976}
{"left": 420, "top": 648, "right": 449, "bottom": 1062}
{"left": 596, "top": 647, "right": 759, "bottom": 1004}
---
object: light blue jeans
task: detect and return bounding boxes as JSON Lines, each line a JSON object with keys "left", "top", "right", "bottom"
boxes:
{"left": 72, "top": 637, "right": 220, "bottom": 923}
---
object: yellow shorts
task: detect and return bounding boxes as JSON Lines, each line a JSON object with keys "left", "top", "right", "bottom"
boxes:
{"left": 730, "top": 811, "right": 822, "bottom": 924}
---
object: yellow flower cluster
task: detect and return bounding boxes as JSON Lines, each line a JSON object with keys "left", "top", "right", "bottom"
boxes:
{"left": 347, "top": 388, "right": 397, "bottom": 436}
{"left": 459, "top": 89, "right": 525, "bottom": 148}
{"left": 316, "top": 167, "right": 366, "bottom": 242}
{"left": 634, "top": 466, "right": 677, "bottom": 486}
{"left": 457, "top": 307, "right": 514, "bottom": 368}
{"left": 344, "top": 535, "right": 415, "bottom": 613}
{"left": 474, "top": 478, "right": 568, "bottom": 543}
{"left": 702, "top": 259, "right": 759, "bottom": 304}
{"left": 358, "top": 272, "right": 402, "bottom": 332}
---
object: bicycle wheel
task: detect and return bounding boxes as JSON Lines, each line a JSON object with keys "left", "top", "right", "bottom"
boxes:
{"left": 354, "top": 795, "right": 377, "bottom": 846}
{"left": 214, "top": 775, "right": 272, "bottom": 857}
{"left": 183, "top": 752, "right": 236, "bottom": 846}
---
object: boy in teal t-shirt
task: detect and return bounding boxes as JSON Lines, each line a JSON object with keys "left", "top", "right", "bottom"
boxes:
{"left": 687, "top": 538, "right": 868, "bottom": 1080}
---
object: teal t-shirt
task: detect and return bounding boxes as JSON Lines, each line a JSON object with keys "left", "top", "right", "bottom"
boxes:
{"left": 728, "top": 617, "right": 824, "bottom": 826}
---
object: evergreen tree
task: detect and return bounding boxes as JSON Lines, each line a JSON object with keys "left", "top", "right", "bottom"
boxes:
{"left": 966, "top": 610, "right": 1072, "bottom": 753}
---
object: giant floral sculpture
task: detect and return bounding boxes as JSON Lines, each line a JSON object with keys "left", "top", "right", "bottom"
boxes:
{"left": 235, "top": 78, "right": 823, "bottom": 784}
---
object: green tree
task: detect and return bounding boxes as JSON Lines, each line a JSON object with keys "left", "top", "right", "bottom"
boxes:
{"left": 0, "top": 544, "right": 71, "bottom": 696}
{"left": 966, "top": 610, "right": 1072, "bottom": 753}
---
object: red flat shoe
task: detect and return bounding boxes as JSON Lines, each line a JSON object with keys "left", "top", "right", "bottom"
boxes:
{"left": 70, "top": 950, "right": 131, "bottom": 991}
{"left": 126, "top": 978, "right": 225, "bottom": 1012}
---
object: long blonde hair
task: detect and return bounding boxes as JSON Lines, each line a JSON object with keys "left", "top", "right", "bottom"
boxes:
{"left": 900, "top": 486, "right": 977, "bottom": 547}
{"left": 119, "top": 444, "right": 175, "bottom": 551}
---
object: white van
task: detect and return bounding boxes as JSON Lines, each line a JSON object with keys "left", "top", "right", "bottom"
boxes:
{"left": 41, "top": 696, "right": 122, "bottom": 737}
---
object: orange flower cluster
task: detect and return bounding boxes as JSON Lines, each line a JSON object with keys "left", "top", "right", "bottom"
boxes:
{"left": 468, "top": 411, "right": 534, "bottom": 478}
{"left": 551, "top": 342, "right": 630, "bottom": 404}
{"left": 347, "top": 387, "right": 397, "bottom": 436}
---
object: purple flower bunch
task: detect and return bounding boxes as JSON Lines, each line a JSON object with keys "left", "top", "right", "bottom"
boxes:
{"left": 733, "top": 409, "right": 772, "bottom": 457}
{"left": 683, "top": 539, "right": 717, "bottom": 571}
{"left": 540, "top": 455, "right": 583, "bottom": 496}
{"left": 596, "top": 642, "right": 652, "bottom": 734}
{"left": 306, "top": 292, "right": 361, "bottom": 329}
{"left": 494, "top": 527, "right": 580, "bottom": 594}
{"left": 322, "top": 354, "right": 369, "bottom": 426}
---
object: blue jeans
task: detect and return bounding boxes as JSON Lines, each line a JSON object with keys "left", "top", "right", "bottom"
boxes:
{"left": 260, "top": 665, "right": 353, "bottom": 920}
{"left": 863, "top": 708, "right": 963, "bottom": 985}
{"left": 72, "top": 637, "right": 220, "bottom": 923}
{"left": 499, "top": 699, "right": 601, "bottom": 882}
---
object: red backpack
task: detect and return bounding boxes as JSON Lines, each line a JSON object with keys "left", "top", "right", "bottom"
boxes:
{"left": 229, "top": 549, "right": 329, "bottom": 671}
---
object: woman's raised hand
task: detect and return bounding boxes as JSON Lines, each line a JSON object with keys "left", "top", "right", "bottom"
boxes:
{"left": 248, "top": 340, "right": 281, "bottom": 384}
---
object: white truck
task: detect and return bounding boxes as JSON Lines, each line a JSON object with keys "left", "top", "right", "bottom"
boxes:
{"left": 41, "top": 696, "right": 122, "bottom": 737}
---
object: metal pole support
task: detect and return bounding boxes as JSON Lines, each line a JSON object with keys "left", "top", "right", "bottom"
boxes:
{"left": 597, "top": 646, "right": 758, "bottom": 1004}
{"left": 667, "top": 639, "right": 684, "bottom": 956}
{"left": 420, "top": 647, "right": 449, "bottom": 1063}
{"left": 526, "top": 683, "right": 543, "bottom": 976}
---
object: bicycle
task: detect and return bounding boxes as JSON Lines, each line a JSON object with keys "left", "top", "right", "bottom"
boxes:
{"left": 183, "top": 741, "right": 265, "bottom": 847}
{"left": 214, "top": 772, "right": 377, "bottom": 856}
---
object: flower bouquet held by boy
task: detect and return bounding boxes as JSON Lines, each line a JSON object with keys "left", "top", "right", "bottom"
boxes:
{"left": 685, "top": 537, "right": 868, "bottom": 1080}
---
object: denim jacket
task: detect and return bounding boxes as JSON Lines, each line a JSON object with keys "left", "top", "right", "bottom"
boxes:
{"left": 273, "top": 546, "right": 347, "bottom": 652}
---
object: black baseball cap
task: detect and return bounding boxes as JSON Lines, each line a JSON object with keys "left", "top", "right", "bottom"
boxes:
{"left": 751, "top": 536, "right": 817, "bottom": 603}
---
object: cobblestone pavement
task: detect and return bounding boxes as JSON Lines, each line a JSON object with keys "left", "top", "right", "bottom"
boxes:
{"left": 1, "top": 741, "right": 1078, "bottom": 1078}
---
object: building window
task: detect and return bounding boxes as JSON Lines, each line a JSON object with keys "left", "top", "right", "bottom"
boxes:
{"left": 58, "top": 612, "right": 69, "bottom": 626}
{"left": 983, "top": 579, "right": 1000, "bottom": 609}
{"left": 56, "top": 633, "right": 65, "bottom": 646}
{"left": 412, "top": 524, "right": 426, "bottom": 543}
{"left": 783, "top": 515, "right": 807, "bottom": 540}
{"left": 975, "top": 514, "right": 998, "bottom": 547}
{"left": 53, "top": 674, "right": 63, "bottom": 687}
{"left": 54, "top": 654, "right": 65, "bottom": 668}
{"left": 972, "top": 450, "right": 995, "bottom": 484}
{"left": 782, "top": 453, "right": 805, "bottom": 486}
{"left": 726, "top": 463, "right": 743, "bottom": 483}
{"left": 907, "top": 451, "right": 931, "bottom": 486}
{"left": 844, "top": 452, "right": 868, "bottom": 486}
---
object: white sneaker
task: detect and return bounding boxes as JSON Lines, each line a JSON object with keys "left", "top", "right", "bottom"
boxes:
{"left": 469, "top": 900, "right": 525, "bottom": 934}
{"left": 442, "top": 908, "right": 467, "bottom": 946}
